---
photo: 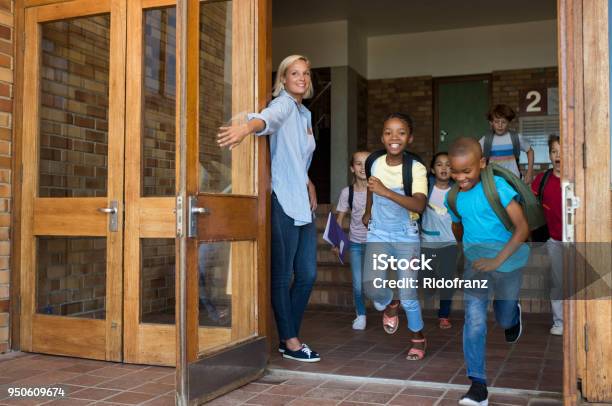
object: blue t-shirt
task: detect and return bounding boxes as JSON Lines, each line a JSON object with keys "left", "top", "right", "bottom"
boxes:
{"left": 444, "top": 176, "right": 529, "bottom": 272}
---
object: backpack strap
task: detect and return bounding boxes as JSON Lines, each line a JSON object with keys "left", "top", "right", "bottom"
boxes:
{"left": 510, "top": 131, "right": 521, "bottom": 170}
{"left": 348, "top": 184, "right": 354, "bottom": 211}
{"left": 481, "top": 165, "right": 514, "bottom": 231}
{"left": 537, "top": 169, "right": 553, "bottom": 204}
{"left": 483, "top": 133, "right": 494, "bottom": 164}
{"left": 447, "top": 183, "right": 461, "bottom": 220}
{"left": 364, "top": 149, "right": 386, "bottom": 179}
{"left": 402, "top": 153, "right": 413, "bottom": 197}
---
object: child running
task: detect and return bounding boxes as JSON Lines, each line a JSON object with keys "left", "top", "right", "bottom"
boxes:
{"left": 531, "top": 135, "right": 563, "bottom": 336}
{"left": 446, "top": 137, "right": 529, "bottom": 406}
{"left": 335, "top": 150, "right": 370, "bottom": 330}
{"left": 421, "top": 152, "right": 457, "bottom": 329}
{"left": 362, "top": 112, "right": 428, "bottom": 361}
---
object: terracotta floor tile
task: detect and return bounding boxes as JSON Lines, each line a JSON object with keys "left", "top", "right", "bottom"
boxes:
{"left": 94, "top": 375, "right": 149, "bottom": 391}
{"left": 103, "top": 391, "right": 157, "bottom": 405}
{"left": 318, "top": 380, "right": 362, "bottom": 390}
{"left": 303, "top": 387, "right": 353, "bottom": 401}
{"left": 127, "top": 383, "right": 174, "bottom": 396}
{"left": 62, "top": 374, "right": 112, "bottom": 387}
{"left": 265, "top": 384, "right": 315, "bottom": 397}
{"left": 488, "top": 393, "right": 530, "bottom": 405}
{"left": 400, "top": 387, "right": 445, "bottom": 398}
{"left": 345, "top": 390, "right": 394, "bottom": 404}
{"left": 86, "top": 368, "right": 133, "bottom": 379}
{"left": 239, "top": 383, "right": 273, "bottom": 393}
{"left": 139, "top": 395, "right": 175, "bottom": 406}
{"left": 43, "top": 399, "right": 93, "bottom": 406}
{"left": 69, "top": 387, "right": 120, "bottom": 401}
{"left": 244, "top": 393, "right": 295, "bottom": 406}
{"left": 288, "top": 398, "right": 338, "bottom": 406}
{"left": 358, "top": 383, "right": 403, "bottom": 394}
{"left": 389, "top": 394, "right": 439, "bottom": 406}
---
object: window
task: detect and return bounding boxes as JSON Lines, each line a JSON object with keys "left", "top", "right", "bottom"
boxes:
{"left": 519, "top": 115, "right": 559, "bottom": 164}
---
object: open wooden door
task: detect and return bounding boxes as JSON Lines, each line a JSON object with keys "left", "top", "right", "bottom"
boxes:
{"left": 175, "top": 0, "right": 271, "bottom": 403}
{"left": 558, "top": 0, "right": 612, "bottom": 403}
{"left": 19, "top": 0, "right": 126, "bottom": 361}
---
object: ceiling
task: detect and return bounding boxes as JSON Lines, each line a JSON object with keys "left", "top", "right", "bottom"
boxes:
{"left": 272, "top": 0, "right": 557, "bottom": 36}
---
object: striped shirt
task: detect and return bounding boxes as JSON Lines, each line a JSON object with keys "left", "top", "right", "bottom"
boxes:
{"left": 479, "top": 132, "right": 531, "bottom": 177}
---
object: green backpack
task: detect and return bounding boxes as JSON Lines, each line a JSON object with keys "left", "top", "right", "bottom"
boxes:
{"left": 446, "top": 163, "right": 546, "bottom": 232}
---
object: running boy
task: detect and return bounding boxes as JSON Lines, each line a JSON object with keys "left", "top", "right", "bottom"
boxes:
{"left": 362, "top": 112, "right": 428, "bottom": 361}
{"left": 446, "top": 137, "right": 530, "bottom": 406}
{"left": 531, "top": 135, "right": 563, "bottom": 336}
{"left": 480, "top": 104, "right": 534, "bottom": 184}
{"left": 335, "top": 150, "right": 370, "bottom": 330}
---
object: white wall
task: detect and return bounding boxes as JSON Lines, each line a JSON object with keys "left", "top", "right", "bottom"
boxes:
{"left": 272, "top": 21, "right": 348, "bottom": 69}
{"left": 368, "top": 20, "right": 557, "bottom": 79}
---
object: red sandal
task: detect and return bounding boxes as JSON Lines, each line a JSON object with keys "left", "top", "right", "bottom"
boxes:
{"left": 406, "top": 338, "right": 427, "bottom": 361}
{"left": 382, "top": 300, "right": 400, "bottom": 334}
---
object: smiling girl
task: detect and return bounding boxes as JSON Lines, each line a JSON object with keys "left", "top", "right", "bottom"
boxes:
{"left": 361, "top": 112, "right": 428, "bottom": 361}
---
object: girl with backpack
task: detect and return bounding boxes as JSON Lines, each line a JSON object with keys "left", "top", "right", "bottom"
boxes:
{"left": 334, "top": 150, "right": 370, "bottom": 330}
{"left": 420, "top": 152, "right": 458, "bottom": 329}
{"left": 361, "top": 112, "right": 428, "bottom": 361}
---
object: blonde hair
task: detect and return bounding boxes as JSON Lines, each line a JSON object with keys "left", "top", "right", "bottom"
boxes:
{"left": 272, "top": 55, "right": 314, "bottom": 99}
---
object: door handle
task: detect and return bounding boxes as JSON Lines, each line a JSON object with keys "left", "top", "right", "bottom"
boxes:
{"left": 98, "top": 200, "right": 119, "bottom": 232}
{"left": 188, "top": 196, "right": 209, "bottom": 238}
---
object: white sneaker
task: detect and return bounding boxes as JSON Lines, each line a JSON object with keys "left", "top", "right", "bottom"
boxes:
{"left": 550, "top": 325, "right": 563, "bottom": 336}
{"left": 373, "top": 301, "right": 386, "bottom": 311}
{"left": 352, "top": 315, "right": 366, "bottom": 330}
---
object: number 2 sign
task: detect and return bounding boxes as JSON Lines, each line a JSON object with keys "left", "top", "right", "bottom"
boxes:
{"left": 519, "top": 88, "right": 548, "bottom": 115}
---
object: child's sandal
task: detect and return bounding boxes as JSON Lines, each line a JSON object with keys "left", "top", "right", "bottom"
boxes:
{"left": 406, "top": 338, "right": 427, "bottom": 361}
{"left": 439, "top": 318, "right": 452, "bottom": 329}
{"left": 382, "top": 300, "right": 400, "bottom": 334}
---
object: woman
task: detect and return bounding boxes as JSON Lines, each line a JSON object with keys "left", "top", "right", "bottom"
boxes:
{"left": 217, "top": 55, "right": 320, "bottom": 362}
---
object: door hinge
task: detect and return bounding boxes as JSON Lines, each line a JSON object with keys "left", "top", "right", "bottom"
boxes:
{"left": 21, "top": 32, "right": 25, "bottom": 53}
{"left": 176, "top": 196, "right": 184, "bottom": 237}
{"left": 582, "top": 142, "right": 586, "bottom": 169}
{"left": 562, "top": 181, "right": 580, "bottom": 242}
{"left": 19, "top": 164, "right": 23, "bottom": 184}
{"left": 584, "top": 324, "right": 589, "bottom": 352}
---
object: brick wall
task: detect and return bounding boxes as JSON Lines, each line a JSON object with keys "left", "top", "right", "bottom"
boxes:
{"left": 491, "top": 67, "right": 558, "bottom": 133}
{"left": 367, "top": 76, "right": 434, "bottom": 165}
{"left": 0, "top": 0, "right": 12, "bottom": 352}
{"left": 365, "top": 68, "right": 558, "bottom": 166}
{"left": 37, "top": 15, "right": 111, "bottom": 318}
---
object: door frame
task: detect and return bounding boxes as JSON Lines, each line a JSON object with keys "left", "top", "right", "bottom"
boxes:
{"left": 14, "top": 0, "right": 126, "bottom": 361}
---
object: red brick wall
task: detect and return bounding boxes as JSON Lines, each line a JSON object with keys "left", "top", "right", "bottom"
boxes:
{"left": 366, "top": 68, "right": 558, "bottom": 166}
{"left": 491, "top": 67, "right": 558, "bottom": 133}
{"left": 0, "top": 0, "right": 11, "bottom": 352}
{"left": 367, "top": 76, "right": 434, "bottom": 165}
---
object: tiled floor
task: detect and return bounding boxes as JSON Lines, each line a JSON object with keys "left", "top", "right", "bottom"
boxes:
{"left": 269, "top": 310, "right": 564, "bottom": 393}
{"left": 0, "top": 353, "right": 175, "bottom": 405}
{"left": 0, "top": 310, "right": 563, "bottom": 405}
{"left": 209, "top": 373, "right": 563, "bottom": 405}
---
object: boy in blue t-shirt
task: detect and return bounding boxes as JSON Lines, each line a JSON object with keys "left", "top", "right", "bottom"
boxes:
{"left": 445, "top": 137, "right": 530, "bottom": 406}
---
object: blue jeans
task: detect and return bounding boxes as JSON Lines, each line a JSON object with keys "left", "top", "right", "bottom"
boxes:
{"left": 349, "top": 242, "right": 366, "bottom": 316}
{"left": 363, "top": 221, "right": 424, "bottom": 332}
{"left": 463, "top": 264, "right": 523, "bottom": 382}
{"left": 270, "top": 193, "right": 317, "bottom": 340}
{"left": 421, "top": 245, "right": 459, "bottom": 318}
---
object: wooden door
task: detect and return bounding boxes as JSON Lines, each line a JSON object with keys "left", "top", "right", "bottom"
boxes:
{"left": 558, "top": 0, "right": 612, "bottom": 403}
{"left": 176, "top": 0, "right": 271, "bottom": 403}
{"left": 122, "top": 0, "right": 181, "bottom": 366}
{"left": 20, "top": 0, "right": 126, "bottom": 361}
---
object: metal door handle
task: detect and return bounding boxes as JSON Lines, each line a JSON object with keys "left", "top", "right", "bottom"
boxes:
{"left": 191, "top": 207, "right": 210, "bottom": 215}
{"left": 98, "top": 201, "right": 119, "bottom": 232}
{"left": 188, "top": 196, "right": 209, "bottom": 238}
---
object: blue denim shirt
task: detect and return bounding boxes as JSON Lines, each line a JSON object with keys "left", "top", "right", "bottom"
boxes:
{"left": 248, "top": 90, "right": 316, "bottom": 225}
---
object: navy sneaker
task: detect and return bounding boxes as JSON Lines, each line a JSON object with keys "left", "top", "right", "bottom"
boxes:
{"left": 282, "top": 344, "right": 321, "bottom": 363}
{"left": 459, "top": 381, "right": 488, "bottom": 406}
{"left": 505, "top": 303, "right": 523, "bottom": 344}
{"left": 278, "top": 342, "right": 286, "bottom": 353}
